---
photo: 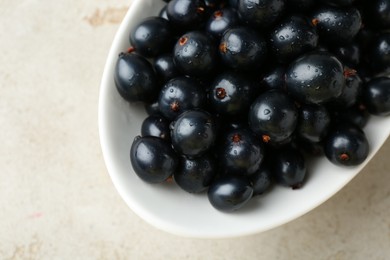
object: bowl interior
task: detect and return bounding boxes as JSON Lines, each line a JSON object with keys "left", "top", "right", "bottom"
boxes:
{"left": 98, "top": 0, "right": 390, "bottom": 238}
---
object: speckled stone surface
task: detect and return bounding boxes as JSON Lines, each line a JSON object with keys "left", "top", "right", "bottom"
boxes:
{"left": 1, "top": 1, "right": 389, "bottom": 259}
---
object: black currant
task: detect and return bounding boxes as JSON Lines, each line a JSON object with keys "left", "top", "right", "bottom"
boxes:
{"left": 114, "top": 52, "right": 158, "bottom": 103}
{"left": 362, "top": 0, "right": 390, "bottom": 29}
{"left": 129, "top": 17, "right": 172, "bottom": 58}
{"left": 174, "top": 154, "right": 216, "bottom": 193}
{"left": 285, "top": 51, "right": 345, "bottom": 104}
{"left": 249, "top": 163, "right": 272, "bottom": 196}
{"left": 207, "top": 175, "right": 253, "bottom": 212}
{"left": 312, "top": 6, "right": 362, "bottom": 45}
{"left": 205, "top": 8, "right": 239, "bottom": 38}
{"left": 369, "top": 32, "right": 390, "bottom": 74}
{"left": 167, "top": 0, "right": 207, "bottom": 31}
{"left": 219, "top": 26, "right": 267, "bottom": 71}
{"left": 174, "top": 31, "right": 217, "bottom": 77}
{"left": 158, "top": 76, "right": 206, "bottom": 120}
{"left": 218, "top": 127, "right": 265, "bottom": 175}
{"left": 248, "top": 90, "right": 298, "bottom": 144}
{"left": 170, "top": 109, "right": 217, "bottom": 157}
{"left": 271, "top": 145, "right": 307, "bottom": 189}
{"left": 324, "top": 124, "right": 369, "bottom": 166}
{"left": 261, "top": 66, "right": 286, "bottom": 91}
{"left": 330, "top": 103, "right": 370, "bottom": 129}
{"left": 297, "top": 104, "right": 331, "bottom": 143}
{"left": 238, "top": 0, "right": 286, "bottom": 29}
{"left": 130, "top": 136, "right": 178, "bottom": 183}
{"left": 362, "top": 77, "right": 390, "bottom": 116}
{"left": 141, "top": 114, "right": 171, "bottom": 142}
{"left": 331, "top": 42, "right": 360, "bottom": 68}
{"left": 144, "top": 100, "right": 160, "bottom": 116}
{"left": 154, "top": 53, "right": 180, "bottom": 84}
{"left": 208, "top": 71, "right": 256, "bottom": 118}
{"left": 269, "top": 15, "right": 319, "bottom": 64}
{"left": 330, "top": 70, "right": 363, "bottom": 108}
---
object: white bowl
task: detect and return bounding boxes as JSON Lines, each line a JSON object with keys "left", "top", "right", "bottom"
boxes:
{"left": 98, "top": 0, "right": 390, "bottom": 238}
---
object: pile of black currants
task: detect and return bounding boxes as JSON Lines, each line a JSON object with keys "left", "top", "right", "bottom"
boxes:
{"left": 114, "top": 0, "right": 390, "bottom": 212}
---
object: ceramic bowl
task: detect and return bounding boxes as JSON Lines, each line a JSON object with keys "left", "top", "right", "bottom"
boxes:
{"left": 98, "top": 0, "right": 390, "bottom": 238}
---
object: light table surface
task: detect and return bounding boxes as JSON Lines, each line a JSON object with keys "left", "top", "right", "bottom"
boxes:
{"left": 1, "top": 1, "right": 389, "bottom": 259}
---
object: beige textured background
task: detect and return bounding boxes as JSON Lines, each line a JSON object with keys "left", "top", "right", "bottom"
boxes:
{"left": 1, "top": 0, "right": 389, "bottom": 259}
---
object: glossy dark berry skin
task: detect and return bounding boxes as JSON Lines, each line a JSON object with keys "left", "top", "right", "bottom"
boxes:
{"left": 204, "top": 0, "right": 224, "bottom": 8}
{"left": 332, "top": 43, "right": 360, "bottom": 68}
{"left": 114, "top": 52, "right": 158, "bottom": 103}
{"left": 167, "top": 0, "right": 207, "bottom": 31}
{"left": 154, "top": 53, "right": 180, "bottom": 84}
{"left": 356, "top": 64, "right": 373, "bottom": 84}
{"left": 219, "top": 27, "right": 267, "bottom": 71}
{"left": 218, "top": 128, "right": 264, "bottom": 175}
{"left": 297, "top": 104, "right": 330, "bottom": 143}
{"left": 250, "top": 163, "right": 272, "bottom": 196}
{"left": 261, "top": 66, "right": 286, "bottom": 91}
{"left": 286, "top": 0, "right": 315, "bottom": 12}
{"left": 269, "top": 15, "right": 319, "bottom": 64}
{"left": 248, "top": 90, "right": 298, "bottom": 144}
{"left": 174, "top": 31, "right": 217, "bottom": 77}
{"left": 363, "top": 0, "right": 390, "bottom": 28}
{"left": 238, "top": 0, "right": 286, "bottom": 29}
{"left": 205, "top": 8, "right": 239, "bottom": 38}
{"left": 320, "top": 0, "right": 355, "bottom": 6}
{"left": 207, "top": 175, "right": 253, "bottom": 212}
{"left": 324, "top": 124, "right": 369, "bottom": 166}
{"left": 170, "top": 110, "right": 217, "bottom": 157}
{"left": 158, "top": 76, "right": 206, "bottom": 120}
{"left": 130, "top": 136, "right": 178, "bottom": 183}
{"left": 129, "top": 17, "right": 172, "bottom": 58}
{"left": 331, "top": 103, "right": 369, "bottom": 129}
{"left": 330, "top": 71, "right": 363, "bottom": 108}
{"left": 174, "top": 154, "right": 216, "bottom": 193}
{"left": 208, "top": 71, "right": 256, "bottom": 118}
{"left": 369, "top": 32, "right": 390, "bottom": 74}
{"left": 141, "top": 114, "right": 171, "bottom": 142}
{"left": 312, "top": 6, "right": 362, "bottom": 45}
{"left": 271, "top": 145, "right": 307, "bottom": 189}
{"left": 362, "top": 77, "right": 390, "bottom": 116}
{"left": 285, "top": 51, "right": 345, "bottom": 104}
{"left": 228, "top": 0, "right": 239, "bottom": 8}
{"left": 144, "top": 100, "right": 160, "bottom": 116}
{"left": 294, "top": 137, "right": 324, "bottom": 156}
{"left": 356, "top": 28, "right": 375, "bottom": 52}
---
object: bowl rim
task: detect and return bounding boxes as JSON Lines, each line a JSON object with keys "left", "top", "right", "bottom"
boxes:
{"left": 98, "top": 0, "right": 390, "bottom": 239}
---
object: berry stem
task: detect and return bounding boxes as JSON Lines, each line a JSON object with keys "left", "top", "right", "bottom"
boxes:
{"left": 343, "top": 68, "right": 357, "bottom": 78}
{"left": 216, "top": 87, "right": 227, "bottom": 99}
{"left": 179, "top": 36, "right": 188, "bottom": 46}
{"left": 339, "top": 153, "right": 350, "bottom": 161}
{"left": 170, "top": 101, "right": 180, "bottom": 112}
{"left": 219, "top": 42, "right": 227, "bottom": 53}
{"left": 232, "top": 133, "right": 242, "bottom": 143}
{"left": 127, "top": 47, "right": 135, "bottom": 53}
{"left": 214, "top": 10, "right": 223, "bottom": 18}
{"left": 262, "top": 135, "right": 271, "bottom": 143}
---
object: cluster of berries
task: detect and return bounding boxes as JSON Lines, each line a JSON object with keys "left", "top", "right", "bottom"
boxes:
{"left": 114, "top": 0, "right": 390, "bottom": 212}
